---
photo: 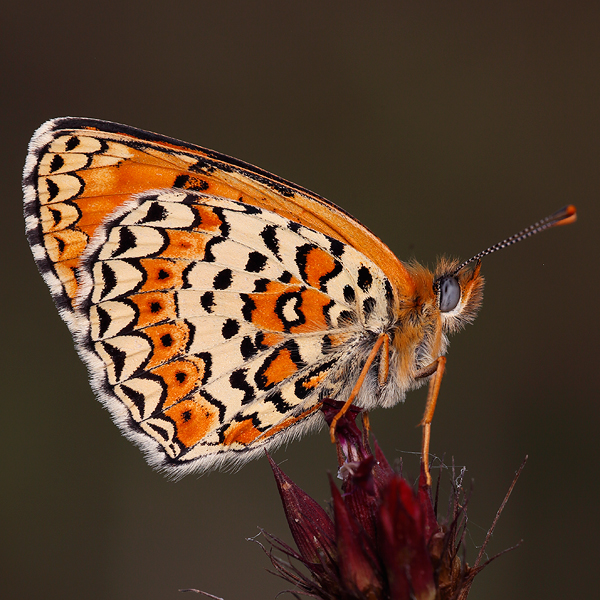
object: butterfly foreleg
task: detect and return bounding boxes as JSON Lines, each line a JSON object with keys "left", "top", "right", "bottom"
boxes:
{"left": 415, "top": 356, "right": 447, "bottom": 486}
{"left": 378, "top": 333, "right": 390, "bottom": 386}
{"left": 329, "top": 332, "right": 389, "bottom": 443}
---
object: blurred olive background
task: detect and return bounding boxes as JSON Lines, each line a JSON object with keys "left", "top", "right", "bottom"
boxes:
{"left": 2, "top": 2, "right": 598, "bottom": 599}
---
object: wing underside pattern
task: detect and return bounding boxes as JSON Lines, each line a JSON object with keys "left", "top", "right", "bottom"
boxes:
{"left": 77, "top": 191, "right": 393, "bottom": 473}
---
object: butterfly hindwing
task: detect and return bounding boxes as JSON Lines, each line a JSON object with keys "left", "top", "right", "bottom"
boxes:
{"left": 67, "top": 188, "right": 393, "bottom": 474}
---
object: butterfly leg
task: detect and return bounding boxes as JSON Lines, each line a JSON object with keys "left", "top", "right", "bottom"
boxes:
{"left": 329, "top": 333, "right": 389, "bottom": 442}
{"left": 415, "top": 356, "right": 447, "bottom": 486}
{"left": 358, "top": 333, "right": 388, "bottom": 444}
{"left": 378, "top": 333, "right": 390, "bottom": 386}
{"left": 359, "top": 332, "right": 389, "bottom": 445}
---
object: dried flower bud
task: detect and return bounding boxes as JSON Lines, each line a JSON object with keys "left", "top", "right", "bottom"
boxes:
{"left": 261, "top": 400, "right": 523, "bottom": 600}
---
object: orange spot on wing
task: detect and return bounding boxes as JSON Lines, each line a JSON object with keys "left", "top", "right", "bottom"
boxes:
{"left": 248, "top": 281, "right": 301, "bottom": 332}
{"left": 128, "top": 291, "right": 177, "bottom": 329}
{"left": 248, "top": 283, "right": 332, "bottom": 334}
{"left": 164, "top": 393, "right": 217, "bottom": 448}
{"left": 191, "top": 204, "right": 223, "bottom": 232}
{"left": 302, "top": 371, "right": 328, "bottom": 390}
{"left": 74, "top": 195, "right": 131, "bottom": 238}
{"left": 290, "top": 288, "right": 330, "bottom": 333}
{"left": 143, "top": 322, "right": 189, "bottom": 368}
{"left": 262, "top": 348, "right": 298, "bottom": 387}
{"left": 44, "top": 230, "right": 88, "bottom": 263}
{"left": 159, "top": 229, "right": 209, "bottom": 260}
{"left": 139, "top": 258, "right": 189, "bottom": 292}
{"left": 302, "top": 246, "right": 337, "bottom": 289}
{"left": 152, "top": 358, "right": 205, "bottom": 408}
{"left": 223, "top": 419, "right": 261, "bottom": 445}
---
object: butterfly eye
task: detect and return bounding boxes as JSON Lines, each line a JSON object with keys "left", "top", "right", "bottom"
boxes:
{"left": 437, "top": 276, "right": 461, "bottom": 313}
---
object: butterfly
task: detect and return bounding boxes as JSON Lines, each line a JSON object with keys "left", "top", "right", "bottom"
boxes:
{"left": 23, "top": 117, "right": 576, "bottom": 480}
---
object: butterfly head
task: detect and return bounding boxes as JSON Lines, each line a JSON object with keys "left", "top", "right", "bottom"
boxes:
{"left": 433, "top": 258, "right": 484, "bottom": 334}
{"left": 391, "top": 258, "right": 483, "bottom": 374}
{"left": 432, "top": 204, "right": 577, "bottom": 334}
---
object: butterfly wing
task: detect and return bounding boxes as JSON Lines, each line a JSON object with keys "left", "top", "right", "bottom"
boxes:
{"left": 75, "top": 189, "right": 394, "bottom": 474}
{"left": 23, "top": 118, "right": 406, "bottom": 474}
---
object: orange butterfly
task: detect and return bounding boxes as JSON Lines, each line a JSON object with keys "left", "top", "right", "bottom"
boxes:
{"left": 23, "top": 118, "right": 576, "bottom": 480}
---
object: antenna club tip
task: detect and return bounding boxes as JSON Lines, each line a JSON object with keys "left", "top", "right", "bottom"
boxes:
{"left": 553, "top": 204, "right": 577, "bottom": 226}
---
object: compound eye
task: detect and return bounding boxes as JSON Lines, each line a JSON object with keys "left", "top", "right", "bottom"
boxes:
{"left": 438, "top": 276, "right": 461, "bottom": 312}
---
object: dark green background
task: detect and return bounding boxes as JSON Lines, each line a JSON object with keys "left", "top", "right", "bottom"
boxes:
{"left": 2, "top": 2, "right": 598, "bottom": 599}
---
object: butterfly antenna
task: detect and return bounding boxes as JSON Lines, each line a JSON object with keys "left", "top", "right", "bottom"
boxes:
{"left": 453, "top": 205, "right": 577, "bottom": 275}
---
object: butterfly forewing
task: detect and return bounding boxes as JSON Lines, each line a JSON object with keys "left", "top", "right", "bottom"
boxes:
{"left": 23, "top": 118, "right": 409, "bottom": 333}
